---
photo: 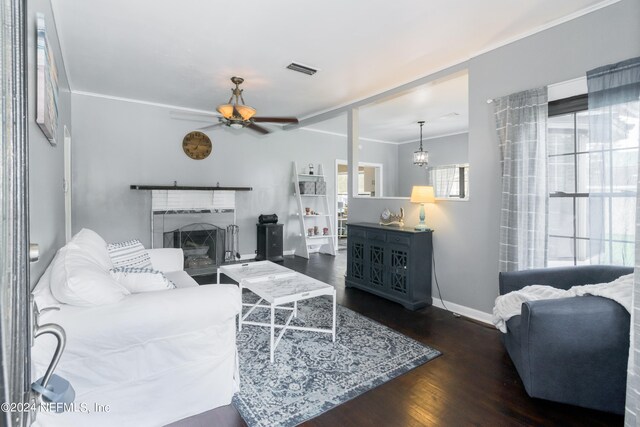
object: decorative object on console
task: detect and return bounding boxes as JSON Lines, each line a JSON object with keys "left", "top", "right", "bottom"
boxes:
{"left": 413, "top": 121, "right": 429, "bottom": 167}
{"left": 308, "top": 163, "right": 314, "bottom": 175}
{"left": 182, "top": 131, "right": 212, "bottom": 160}
{"left": 410, "top": 186, "right": 435, "bottom": 231}
{"left": 379, "top": 207, "right": 404, "bottom": 226}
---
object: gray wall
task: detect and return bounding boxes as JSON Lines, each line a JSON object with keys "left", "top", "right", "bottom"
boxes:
{"left": 28, "top": 0, "right": 71, "bottom": 286}
{"left": 357, "top": 140, "right": 398, "bottom": 197}
{"left": 70, "top": 95, "right": 397, "bottom": 255}
{"left": 397, "top": 132, "right": 468, "bottom": 198}
{"left": 349, "top": 0, "right": 640, "bottom": 314}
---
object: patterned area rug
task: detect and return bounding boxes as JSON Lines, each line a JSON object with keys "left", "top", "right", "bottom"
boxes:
{"left": 232, "top": 294, "right": 441, "bottom": 427}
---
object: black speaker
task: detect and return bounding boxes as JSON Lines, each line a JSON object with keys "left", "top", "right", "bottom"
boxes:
{"left": 256, "top": 223, "right": 284, "bottom": 262}
{"left": 258, "top": 213, "right": 278, "bottom": 224}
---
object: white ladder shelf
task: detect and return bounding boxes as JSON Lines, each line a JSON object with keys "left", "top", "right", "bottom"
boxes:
{"left": 292, "top": 162, "right": 336, "bottom": 259}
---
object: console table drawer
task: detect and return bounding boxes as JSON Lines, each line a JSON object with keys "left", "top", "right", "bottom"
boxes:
{"left": 349, "top": 228, "right": 366, "bottom": 238}
{"left": 366, "top": 230, "right": 386, "bottom": 242}
{"left": 387, "top": 233, "right": 410, "bottom": 246}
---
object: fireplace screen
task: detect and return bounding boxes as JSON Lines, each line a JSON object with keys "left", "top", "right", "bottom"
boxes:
{"left": 163, "top": 223, "right": 225, "bottom": 276}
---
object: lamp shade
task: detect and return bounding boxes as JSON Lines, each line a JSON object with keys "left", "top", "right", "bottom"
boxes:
{"left": 216, "top": 104, "right": 234, "bottom": 119}
{"left": 410, "top": 186, "right": 435, "bottom": 204}
{"left": 235, "top": 104, "right": 256, "bottom": 120}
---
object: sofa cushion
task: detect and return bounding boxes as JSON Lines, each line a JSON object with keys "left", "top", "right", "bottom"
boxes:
{"left": 164, "top": 270, "right": 199, "bottom": 288}
{"left": 107, "top": 239, "right": 152, "bottom": 269}
{"left": 50, "top": 245, "right": 130, "bottom": 306}
{"left": 110, "top": 267, "right": 176, "bottom": 293}
{"left": 70, "top": 228, "right": 113, "bottom": 270}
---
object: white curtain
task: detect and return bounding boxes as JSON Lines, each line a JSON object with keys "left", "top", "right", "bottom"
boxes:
{"left": 598, "top": 57, "right": 640, "bottom": 426}
{"left": 429, "top": 166, "right": 456, "bottom": 198}
{"left": 588, "top": 58, "right": 640, "bottom": 267}
{"left": 495, "top": 88, "right": 549, "bottom": 272}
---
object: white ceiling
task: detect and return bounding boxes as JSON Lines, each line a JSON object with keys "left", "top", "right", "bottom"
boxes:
{"left": 51, "top": 0, "right": 614, "bottom": 124}
{"left": 304, "top": 70, "right": 469, "bottom": 143}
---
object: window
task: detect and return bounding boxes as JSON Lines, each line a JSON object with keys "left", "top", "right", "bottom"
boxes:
{"left": 429, "top": 164, "right": 469, "bottom": 199}
{"left": 547, "top": 95, "right": 637, "bottom": 267}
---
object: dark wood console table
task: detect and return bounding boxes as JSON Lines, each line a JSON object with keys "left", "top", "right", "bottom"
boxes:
{"left": 345, "top": 223, "right": 433, "bottom": 310}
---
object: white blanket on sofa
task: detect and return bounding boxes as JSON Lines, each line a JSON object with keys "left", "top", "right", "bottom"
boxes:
{"left": 492, "top": 273, "right": 634, "bottom": 333}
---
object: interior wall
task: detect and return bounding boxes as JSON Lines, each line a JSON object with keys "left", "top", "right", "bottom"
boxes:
{"left": 27, "top": 0, "right": 71, "bottom": 286}
{"left": 396, "top": 132, "right": 469, "bottom": 198}
{"left": 356, "top": 140, "right": 398, "bottom": 197}
{"left": 349, "top": 0, "right": 640, "bottom": 315}
{"left": 70, "top": 95, "right": 397, "bottom": 256}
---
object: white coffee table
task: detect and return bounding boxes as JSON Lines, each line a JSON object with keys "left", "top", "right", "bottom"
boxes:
{"left": 219, "top": 261, "right": 336, "bottom": 363}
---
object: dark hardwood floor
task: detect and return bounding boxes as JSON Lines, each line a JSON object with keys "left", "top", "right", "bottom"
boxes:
{"left": 171, "top": 252, "right": 623, "bottom": 427}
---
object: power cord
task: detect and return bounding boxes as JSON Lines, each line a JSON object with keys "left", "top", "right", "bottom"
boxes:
{"left": 431, "top": 237, "right": 498, "bottom": 330}
{"left": 431, "top": 237, "right": 460, "bottom": 318}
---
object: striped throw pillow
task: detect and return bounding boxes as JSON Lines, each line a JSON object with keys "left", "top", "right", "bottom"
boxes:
{"left": 107, "top": 239, "right": 153, "bottom": 269}
{"left": 109, "top": 267, "right": 176, "bottom": 293}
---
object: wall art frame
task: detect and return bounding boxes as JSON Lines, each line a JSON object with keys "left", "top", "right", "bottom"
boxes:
{"left": 35, "top": 13, "right": 58, "bottom": 145}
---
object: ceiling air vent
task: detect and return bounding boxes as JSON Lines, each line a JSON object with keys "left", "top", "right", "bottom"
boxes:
{"left": 286, "top": 62, "right": 318, "bottom": 76}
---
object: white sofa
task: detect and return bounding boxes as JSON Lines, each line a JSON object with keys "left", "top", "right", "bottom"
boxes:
{"left": 31, "top": 230, "right": 240, "bottom": 427}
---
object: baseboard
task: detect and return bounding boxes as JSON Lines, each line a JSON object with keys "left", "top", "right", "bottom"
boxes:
{"left": 431, "top": 298, "right": 493, "bottom": 325}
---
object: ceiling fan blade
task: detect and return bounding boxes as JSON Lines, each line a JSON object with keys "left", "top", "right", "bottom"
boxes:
{"left": 252, "top": 116, "right": 299, "bottom": 124}
{"left": 170, "top": 110, "right": 219, "bottom": 124}
{"left": 198, "top": 122, "right": 224, "bottom": 131}
{"left": 247, "top": 123, "right": 271, "bottom": 135}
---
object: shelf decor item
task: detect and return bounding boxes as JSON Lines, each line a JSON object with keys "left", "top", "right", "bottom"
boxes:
{"left": 299, "top": 181, "right": 315, "bottom": 194}
{"left": 315, "top": 179, "right": 326, "bottom": 195}
{"left": 410, "top": 186, "right": 435, "bottom": 230}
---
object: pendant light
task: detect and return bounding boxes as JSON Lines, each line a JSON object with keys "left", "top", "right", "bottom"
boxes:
{"left": 413, "top": 121, "right": 429, "bottom": 167}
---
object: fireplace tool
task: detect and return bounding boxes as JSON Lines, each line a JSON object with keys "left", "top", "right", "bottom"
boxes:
{"left": 225, "top": 224, "right": 240, "bottom": 262}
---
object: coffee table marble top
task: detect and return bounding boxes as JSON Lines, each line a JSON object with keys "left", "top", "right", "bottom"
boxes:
{"left": 220, "top": 261, "right": 294, "bottom": 283}
{"left": 242, "top": 274, "right": 333, "bottom": 305}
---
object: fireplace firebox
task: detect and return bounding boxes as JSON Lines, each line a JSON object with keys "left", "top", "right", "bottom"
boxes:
{"left": 163, "top": 223, "right": 225, "bottom": 276}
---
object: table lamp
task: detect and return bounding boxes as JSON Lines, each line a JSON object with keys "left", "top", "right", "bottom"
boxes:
{"left": 410, "top": 186, "right": 435, "bottom": 231}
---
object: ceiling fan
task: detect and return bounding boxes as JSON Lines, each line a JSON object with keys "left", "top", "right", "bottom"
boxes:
{"left": 172, "top": 76, "right": 298, "bottom": 135}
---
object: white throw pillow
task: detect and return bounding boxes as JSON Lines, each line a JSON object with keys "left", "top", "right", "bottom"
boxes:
{"left": 32, "top": 262, "right": 60, "bottom": 311}
{"left": 110, "top": 267, "right": 176, "bottom": 293}
{"left": 107, "top": 239, "right": 152, "bottom": 269}
{"left": 50, "top": 244, "right": 130, "bottom": 306}
{"left": 70, "top": 228, "right": 113, "bottom": 270}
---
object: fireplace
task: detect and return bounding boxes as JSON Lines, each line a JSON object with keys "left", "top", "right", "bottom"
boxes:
{"left": 163, "top": 223, "right": 225, "bottom": 276}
